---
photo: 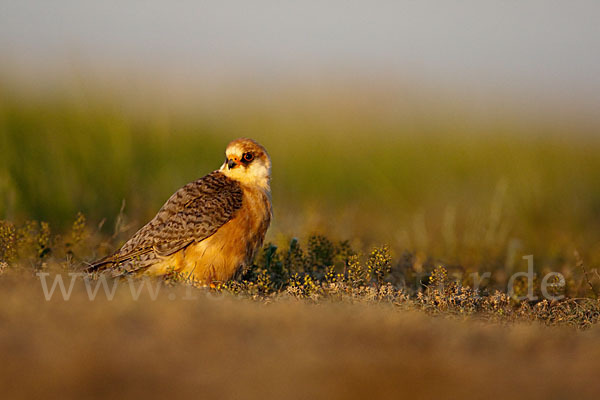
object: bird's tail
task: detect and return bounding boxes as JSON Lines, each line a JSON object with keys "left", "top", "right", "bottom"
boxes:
{"left": 86, "top": 255, "right": 116, "bottom": 272}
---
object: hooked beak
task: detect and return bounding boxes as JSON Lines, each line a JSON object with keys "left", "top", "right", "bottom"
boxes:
{"left": 227, "top": 158, "right": 239, "bottom": 169}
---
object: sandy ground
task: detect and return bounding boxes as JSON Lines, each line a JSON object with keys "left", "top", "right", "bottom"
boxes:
{"left": 1, "top": 272, "right": 599, "bottom": 400}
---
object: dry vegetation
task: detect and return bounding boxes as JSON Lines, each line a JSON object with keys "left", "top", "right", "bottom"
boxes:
{"left": 1, "top": 216, "right": 600, "bottom": 399}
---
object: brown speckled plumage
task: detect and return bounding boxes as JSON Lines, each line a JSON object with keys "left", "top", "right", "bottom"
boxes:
{"left": 90, "top": 138, "right": 272, "bottom": 283}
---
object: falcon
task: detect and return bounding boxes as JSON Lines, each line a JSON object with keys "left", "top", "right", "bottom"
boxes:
{"left": 89, "top": 138, "right": 272, "bottom": 284}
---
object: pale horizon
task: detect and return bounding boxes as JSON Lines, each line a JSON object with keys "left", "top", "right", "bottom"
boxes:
{"left": 1, "top": 0, "right": 599, "bottom": 116}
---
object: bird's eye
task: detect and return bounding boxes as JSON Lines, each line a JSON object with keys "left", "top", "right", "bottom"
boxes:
{"left": 242, "top": 152, "right": 254, "bottom": 162}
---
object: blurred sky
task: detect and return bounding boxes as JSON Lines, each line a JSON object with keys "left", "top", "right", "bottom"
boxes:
{"left": 1, "top": 1, "right": 600, "bottom": 110}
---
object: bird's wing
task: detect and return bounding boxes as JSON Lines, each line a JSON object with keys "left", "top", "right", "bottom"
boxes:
{"left": 89, "top": 171, "right": 243, "bottom": 271}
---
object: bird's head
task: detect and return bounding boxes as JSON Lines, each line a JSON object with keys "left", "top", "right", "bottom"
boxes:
{"left": 220, "top": 138, "right": 271, "bottom": 190}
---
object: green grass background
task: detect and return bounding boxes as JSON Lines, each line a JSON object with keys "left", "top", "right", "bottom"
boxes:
{"left": 1, "top": 81, "right": 599, "bottom": 272}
